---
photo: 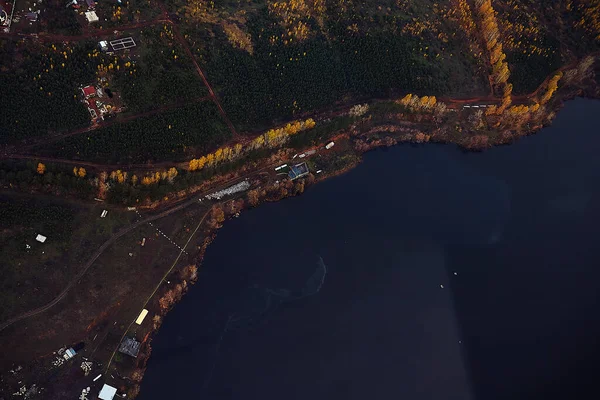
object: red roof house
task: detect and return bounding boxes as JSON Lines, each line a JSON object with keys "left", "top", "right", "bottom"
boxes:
{"left": 82, "top": 85, "right": 96, "bottom": 98}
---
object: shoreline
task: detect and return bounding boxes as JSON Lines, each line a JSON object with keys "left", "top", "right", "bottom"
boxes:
{"left": 126, "top": 80, "right": 600, "bottom": 398}
{"left": 0, "top": 56, "right": 597, "bottom": 398}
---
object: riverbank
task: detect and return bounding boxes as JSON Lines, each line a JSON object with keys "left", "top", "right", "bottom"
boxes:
{"left": 0, "top": 54, "right": 597, "bottom": 399}
{"left": 123, "top": 74, "right": 600, "bottom": 398}
{"left": 135, "top": 98, "right": 600, "bottom": 400}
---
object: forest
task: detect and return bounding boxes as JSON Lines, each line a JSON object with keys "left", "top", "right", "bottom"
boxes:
{"left": 94, "top": 0, "right": 163, "bottom": 28}
{"left": 177, "top": 0, "right": 486, "bottom": 130}
{"left": 0, "top": 39, "right": 101, "bottom": 144}
{"left": 0, "top": 160, "right": 96, "bottom": 198}
{"left": 40, "top": 2, "right": 82, "bottom": 35}
{"left": 35, "top": 100, "right": 231, "bottom": 164}
{"left": 111, "top": 25, "right": 209, "bottom": 113}
{"left": 492, "top": 0, "right": 563, "bottom": 94}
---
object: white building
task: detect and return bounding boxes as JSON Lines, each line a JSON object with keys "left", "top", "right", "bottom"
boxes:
{"left": 98, "top": 384, "right": 117, "bottom": 400}
{"left": 99, "top": 40, "right": 109, "bottom": 52}
{"left": 63, "top": 348, "right": 76, "bottom": 360}
{"left": 35, "top": 234, "right": 46, "bottom": 243}
{"left": 85, "top": 11, "right": 98, "bottom": 23}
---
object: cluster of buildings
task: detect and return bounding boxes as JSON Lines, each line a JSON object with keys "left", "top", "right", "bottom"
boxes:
{"left": 1, "top": 0, "right": 102, "bottom": 32}
{"left": 80, "top": 83, "right": 119, "bottom": 123}
{"left": 67, "top": 0, "right": 100, "bottom": 23}
{"left": 0, "top": 0, "right": 14, "bottom": 31}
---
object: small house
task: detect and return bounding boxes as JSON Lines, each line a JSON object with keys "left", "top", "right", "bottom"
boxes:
{"left": 85, "top": 10, "right": 98, "bottom": 23}
{"left": 63, "top": 347, "right": 76, "bottom": 360}
{"left": 81, "top": 85, "right": 95, "bottom": 98}
{"left": 35, "top": 234, "right": 47, "bottom": 243}
{"left": 118, "top": 337, "right": 141, "bottom": 358}
{"left": 98, "top": 40, "right": 109, "bottom": 52}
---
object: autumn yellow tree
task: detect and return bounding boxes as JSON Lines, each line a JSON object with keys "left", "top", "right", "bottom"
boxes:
{"left": 73, "top": 167, "right": 86, "bottom": 178}
{"left": 475, "top": 0, "right": 512, "bottom": 103}
{"left": 540, "top": 72, "right": 563, "bottom": 105}
{"left": 399, "top": 93, "right": 413, "bottom": 106}
{"left": 37, "top": 163, "right": 46, "bottom": 174}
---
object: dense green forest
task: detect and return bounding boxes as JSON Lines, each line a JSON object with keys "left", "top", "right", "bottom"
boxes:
{"left": 95, "top": 0, "right": 163, "bottom": 28}
{"left": 507, "top": 47, "right": 563, "bottom": 95}
{"left": 0, "top": 40, "right": 99, "bottom": 144}
{"left": 182, "top": 1, "right": 485, "bottom": 130}
{"left": 111, "top": 25, "right": 209, "bottom": 113}
{"left": 0, "top": 160, "right": 96, "bottom": 198}
{"left": 36, "top": 100, "right": 231, "bottom": 163}
{"left": 40, "top": 3, "right": 82, "bottom": 35}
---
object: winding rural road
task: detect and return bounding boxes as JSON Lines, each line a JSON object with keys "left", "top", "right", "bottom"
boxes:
{"left": 0, "top": 168, "right": 268, "bottom": 332}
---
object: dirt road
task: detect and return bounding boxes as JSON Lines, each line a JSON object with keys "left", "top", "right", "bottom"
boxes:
{"left": 0, "top": 162, "right": 275, "bottom": 332}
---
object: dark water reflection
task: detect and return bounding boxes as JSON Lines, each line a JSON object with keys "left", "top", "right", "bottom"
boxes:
{"left": 139, "top": 99, "right": 600, "bottom": 400}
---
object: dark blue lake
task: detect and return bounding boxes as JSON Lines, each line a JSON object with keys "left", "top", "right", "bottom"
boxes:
{"left": 139, "top": 98, "right": 600, "bottom": 400}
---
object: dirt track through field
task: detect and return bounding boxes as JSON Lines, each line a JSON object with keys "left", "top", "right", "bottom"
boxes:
{"left": 0, "top": 169, "right": 265, "bottom": 332}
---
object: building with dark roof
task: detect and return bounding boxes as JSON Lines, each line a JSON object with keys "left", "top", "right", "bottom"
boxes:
{"left": 118, "top": 337, "right": 141, "bottom": 358}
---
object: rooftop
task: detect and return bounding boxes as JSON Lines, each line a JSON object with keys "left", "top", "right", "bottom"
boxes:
{"left": 85, "top": 10, "right": 98, "bottom": 23}
{"left": 288, "top": 162, "right": 309, "bottom": 180}
{"left": 98, "top": 384, "right": 117, "bottom": 400}
{"left": 82, "top": 85, "right": 96, "bottom": 97}
{"left": 118, "top": 336, "right": 141, "bottom": 358}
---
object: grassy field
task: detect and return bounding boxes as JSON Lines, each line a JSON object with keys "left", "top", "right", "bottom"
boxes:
{"left": 0, "top": 192, "right": 136, "bottom": 322}
{"left": 0, "top": 199, "right": 210, "bottom": 373}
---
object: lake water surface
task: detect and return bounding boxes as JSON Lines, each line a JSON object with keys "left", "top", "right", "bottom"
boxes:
{"left": 139, "top": 99, "right": 600, "bottom": 400}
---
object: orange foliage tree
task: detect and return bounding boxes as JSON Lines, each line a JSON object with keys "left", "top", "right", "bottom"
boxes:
{"left": 188, "top": 118, "right": 316, "bottom": 171}
{"left": 475, "top": 0, "right": 512, "bottom": 110}
{"left": 36, "top": 163, "right": 46, "bottom": 174}
{"left": 539, "top": 72, "right": 563, "bottom": 105}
